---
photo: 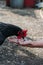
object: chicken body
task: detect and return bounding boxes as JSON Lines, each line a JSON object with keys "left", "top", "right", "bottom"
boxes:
{"left": 0, "top": 22, "right": 22, "bottom": 45}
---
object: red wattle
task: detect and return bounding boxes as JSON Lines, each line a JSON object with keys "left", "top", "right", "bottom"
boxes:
{"left": 17, "top": 30, "right": 28, "bottom": 39}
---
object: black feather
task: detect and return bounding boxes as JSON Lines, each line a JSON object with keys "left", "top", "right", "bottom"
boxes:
{"left": 0, "top": 22, "right": 22, "bottom": 45}
{"left": 0, "top": 32, "right": 5, "bottom": 45}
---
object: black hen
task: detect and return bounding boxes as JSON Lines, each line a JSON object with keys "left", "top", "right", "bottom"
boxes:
{"left": 0, "top": 22, "right": 23, "bottom": 45}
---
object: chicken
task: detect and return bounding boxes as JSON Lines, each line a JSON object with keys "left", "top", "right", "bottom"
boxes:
{"left": 0, "top": 22, "right": 27, "bottom": 45}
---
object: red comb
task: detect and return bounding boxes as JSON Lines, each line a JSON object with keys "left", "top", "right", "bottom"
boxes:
{"left": 17, "top": 30, "right": 27, "bottom": 39}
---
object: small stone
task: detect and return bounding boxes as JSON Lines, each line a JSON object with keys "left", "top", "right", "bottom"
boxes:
{"left": 7, "top": 60, "right": 10, "bottom": 63}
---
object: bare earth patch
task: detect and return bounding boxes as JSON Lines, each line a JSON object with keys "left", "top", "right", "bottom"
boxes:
{"left": 0, "top": 1, "right": 43, "bottom": 65}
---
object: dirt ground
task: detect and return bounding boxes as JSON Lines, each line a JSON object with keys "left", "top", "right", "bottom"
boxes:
{"left": 0, "top": 1, "right": 43, "bottom": 65}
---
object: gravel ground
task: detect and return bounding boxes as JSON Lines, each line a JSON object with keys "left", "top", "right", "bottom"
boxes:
{"left": 0, "top": 1, "right": 43, "bottom": 65}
